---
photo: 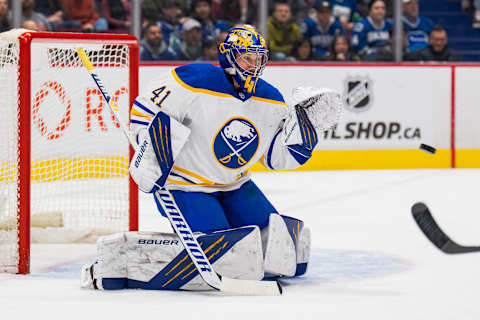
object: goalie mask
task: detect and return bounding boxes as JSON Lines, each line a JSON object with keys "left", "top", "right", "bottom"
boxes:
{"left": 218, "top": 25, "right": 268, "bottom": 96}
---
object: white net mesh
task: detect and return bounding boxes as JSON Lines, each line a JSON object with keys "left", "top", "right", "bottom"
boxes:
{"left": 0, "top": 38, "right": 20, "bottom": 273}
{"left": 0, "top": 33, "right": 134, "bottom": 273}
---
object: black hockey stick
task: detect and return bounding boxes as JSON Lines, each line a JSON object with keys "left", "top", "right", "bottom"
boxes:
{"left": 411, "top": 202, "right": 480, "bottom": 254}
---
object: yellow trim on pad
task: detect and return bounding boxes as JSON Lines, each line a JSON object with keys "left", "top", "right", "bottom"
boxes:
{"left": 130, "top": 108, "right": 152, "bottom": 120}
{"left": 250, "top": 149, "right": 451, "bottom": 171}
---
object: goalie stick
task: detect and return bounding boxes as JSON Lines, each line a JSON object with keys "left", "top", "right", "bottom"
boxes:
{"left": 76, "top": 48, "right": 282, "bottom": 295}
{"left": 411, "top": 202, "right": 480, "bottom": 254}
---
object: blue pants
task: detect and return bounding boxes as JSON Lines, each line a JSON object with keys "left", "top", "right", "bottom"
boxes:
{"left": 154, "top": 180, "right": 278, "bottom": 233}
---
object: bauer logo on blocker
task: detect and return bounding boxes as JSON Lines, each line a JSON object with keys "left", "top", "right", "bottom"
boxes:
{"left": 344, "top": 76, "right": 372, "bottom": 113}
{"left": 213, "top": 118, "right": 259, "bottom": 170}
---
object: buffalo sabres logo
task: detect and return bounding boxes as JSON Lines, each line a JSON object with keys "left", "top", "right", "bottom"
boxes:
{"left": 213, "top": 118, "right": 259, "bottom": 170}
{"left": 344, "top": 76, "right": 372, "bottom": 113}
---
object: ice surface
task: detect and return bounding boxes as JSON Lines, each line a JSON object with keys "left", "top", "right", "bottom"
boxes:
{"left": 1, "top": 169, "right": 479, "bottom": 320}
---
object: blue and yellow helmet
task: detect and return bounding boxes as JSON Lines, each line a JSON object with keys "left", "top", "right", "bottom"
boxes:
{"left": 218, "top": 25, "right": 268, "bottom": 95}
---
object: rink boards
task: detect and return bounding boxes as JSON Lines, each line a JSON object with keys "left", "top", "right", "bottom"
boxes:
{"left": 140, "top": 63, "right": 480, "bottom": 170}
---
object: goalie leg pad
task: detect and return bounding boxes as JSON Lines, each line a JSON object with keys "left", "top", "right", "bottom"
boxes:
{"left": 261, "top": 214, "right": 311, "bottom": 277}
{"left": 280, "top": 215, "right": 311, "bottom": 276}
{"left": 83, "top": 232, "right": 129, "bottom": 290}
{"left": 262, "top": 214, "right": 297, "bottom": 277}
{"left": 80, "top": 232, "right": 128, "bottom": 290}
{"left": 295, "top": 226, "right": 311, "bottom": 276}
{"left": 81, "top": 226, "right": 264, "bottom": 291}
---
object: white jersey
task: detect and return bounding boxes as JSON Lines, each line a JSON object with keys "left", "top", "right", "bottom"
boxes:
{"left": 130, "top": 63, "right": 303, "bottom": 193}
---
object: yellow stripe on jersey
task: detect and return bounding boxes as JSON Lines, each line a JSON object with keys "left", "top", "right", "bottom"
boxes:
{"left": 168, "top": 166, "right": 248, "bottom": 187}
{"left": 251, "top": 96, "right": 286, "bottom": 106}
{"left": 166, "top": 179, "right": 234, "bottom": 187}
{"left": 172, "top": 165, "right": 216, "bottom": 185}
{"left": 130, "top": 108, "right": 152, "bottom": 120}
{"left": 172, "top": 69, "right": 234, "bottom": 98}
{"left": 258, "top": 155, "right": 268, "bottom": 169}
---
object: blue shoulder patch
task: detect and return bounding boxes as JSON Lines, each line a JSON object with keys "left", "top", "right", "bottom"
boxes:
{"left": 174, "top": 63, "right": 235, "bottom": 96}
{"left": 254, "top": 78, "right": 285, "bottom": 104}
{"left": 174, "top": 63, "right": 285, "bottom": 104}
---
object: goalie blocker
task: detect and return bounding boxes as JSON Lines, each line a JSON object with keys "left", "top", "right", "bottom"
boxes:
{"left": 129, "top": 110, "right": 191, "bottom": 193}
{"left": 81, "top": 214, "right": 310, "bottom": 291}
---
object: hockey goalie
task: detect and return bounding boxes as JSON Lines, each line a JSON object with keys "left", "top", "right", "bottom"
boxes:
{"left": 81, "top": 25, "right": 342, "bottom": 292}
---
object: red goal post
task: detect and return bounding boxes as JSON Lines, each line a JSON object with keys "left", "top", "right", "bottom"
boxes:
{"left": 0, "top": 30, "right": 139, "bottom": 274}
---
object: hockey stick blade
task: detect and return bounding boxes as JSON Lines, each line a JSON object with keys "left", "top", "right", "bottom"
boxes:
{"left": 411, "top": 202, "right": 480, "bottom": 254}
{"left": 220, "top": 277, "right": 282, "bottom": 296}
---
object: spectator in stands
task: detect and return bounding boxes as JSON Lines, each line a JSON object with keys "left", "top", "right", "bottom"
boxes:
{"left": 191, "top": 0, "right": 229, "bottom": 41}
{"left": 211, "top": 0, "right": 253, "bottom": 25}
{"left": 287, "top": 37, "right": 313, "bottom": 61}
{"left": 461, "top": 0, "right": 473, "bottom": 12}
{"left": 402, "top": 0, "right": 434, "bottom": 52}
{"left": 156, "top": 0, "right": 183, "bottom": 49}
{"left": 61, "top": 0, "right": 108, "bottom": 32}
{"left": 196, "top": 38, "right": 218, "bottom": 61}
{"left": 374, "top": 28, "right": 413, "bottom": 61}
{"left": 142, "top": 0, "right": 188, "bottom": 24}
{"left": 474, "top": 0, "right": 480, "bottom": 27}
{"left": 383, "top": 0, "right": 393, "bottom": 17}
{"left": 329, "top": 0, "right": 360, "bottom": 32}
{"left": 142, "top": 0, "right": 163, "bottom": 23}
{"left": 267, "top": 0, "right": 310, "bottom": 24}
{"left": 22, "top": 19, "right": 39, "bottom": 31}
{"left": 328, "top": 34, "right": 360, "bottom": 61}
{"left": 267, "top": 1, "right": 302, "bottom": 61}
{"left": 176, "top": 18, "right": 203, "bottom": 60}
{"left": 359, "top": 0, "right": 393, "bottom": 17}
{"left": 140, "top": 23, "right": 178, "bottom": 61}
{"left": 405, "top": 25, "right": 461, "bottom": 62}
{"left": 218, "top": 29, "right": 228, "bottom": 43}
{"left": 34, "top": 0, "right": 63, "bottom": 29}
{"left": 101, "top": 0, "right": 131, "bottom": 31}
{"left": 0, "top": 0, "right": 10, "bottom": 32}
{"left": 351, "top": 0, "right": 392, "bottom": 60}
{"left": 22, "top": 0, "right": 51, "bottom": 31}
{"left": 301, "top": 1, "right": 345, "bottom": 60}
{"left": 168, "top": 0, "right": 190, "bottom": 18}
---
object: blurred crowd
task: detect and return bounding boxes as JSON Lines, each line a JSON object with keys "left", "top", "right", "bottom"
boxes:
{"left": 0, "top": 0, "right": 472, "bottom": 62}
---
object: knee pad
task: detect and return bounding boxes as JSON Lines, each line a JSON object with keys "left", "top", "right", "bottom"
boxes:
{"left": 261, "top": 214, "right": 311, "bottom": 277}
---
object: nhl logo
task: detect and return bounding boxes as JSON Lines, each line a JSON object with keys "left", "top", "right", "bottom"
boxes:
{"left": 344, "top": 76, "right": 372, "bottom": 113}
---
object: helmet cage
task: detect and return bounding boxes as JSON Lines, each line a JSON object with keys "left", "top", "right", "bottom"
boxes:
{"left": 227, "top": 44, "right": 268, "bottom": 79}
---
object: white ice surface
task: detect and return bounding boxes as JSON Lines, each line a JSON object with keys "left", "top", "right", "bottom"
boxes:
{"left": 1, "top": 169, "right": 480, "bottom": 320}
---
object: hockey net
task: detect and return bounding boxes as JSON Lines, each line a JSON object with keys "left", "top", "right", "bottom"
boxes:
{"left": 0, "top": 30, "right": 139, "bottom": 274}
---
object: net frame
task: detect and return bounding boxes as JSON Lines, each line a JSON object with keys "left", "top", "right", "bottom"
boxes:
{"left": 7, "top": 31, "right": 139, "bottom": 274}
